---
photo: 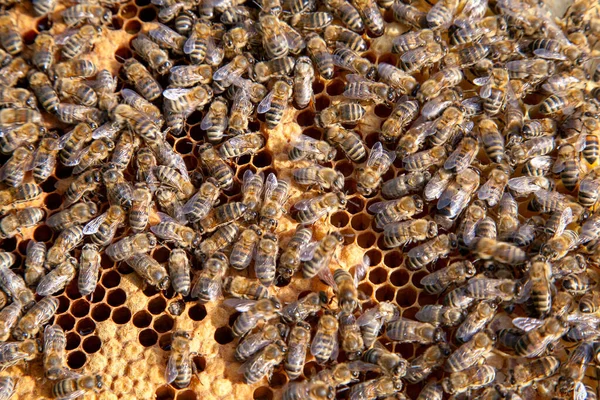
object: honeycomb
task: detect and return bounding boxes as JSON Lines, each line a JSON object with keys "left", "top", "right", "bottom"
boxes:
{"left": 1, "top": 0, "right": 599, "bottom": 399}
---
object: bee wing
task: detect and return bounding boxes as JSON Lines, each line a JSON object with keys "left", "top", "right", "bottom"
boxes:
{"left": 318, "top": 267, "right": 337, "bottom": 290}
{"left": 573, "top": 382, "right": 587, "bottom": 400}
{"left": 366, "top": 142, "right": 385, "bottom": 167}
{"left": 83, "top": 212, "right": 108, "bottom": 235}
{"left": 407, "top": 242, "right": 428, "bottom": 258}
{"left": 213, "top": 62, "right": 235, "bottom": 81}
{"left": 444, "top": 145, "right": 466, "bottom": 171}
{"left": 200, "top": 109, "right": 216, "bottom": 130}
{"left": 507, "top": 176, "right": 544, "bottom": 194}
{"left": 262, "top": 173, "right": 278, "bottom": 201}
{"left": 472, "top": 76, "right": 491, "bottom": 87}
{"left": 163, "top": 88, "right": 192, "bottom": 101}
{"left": 356, "top": 307, "right": 380, "bottom": 326}
{"left": 512, "top": 317, "right": 544, "bottom": 332}
{"left": 223, "top": 298, "right": 256, "bottom": 312}
{"left": 552, "top": 207, "right": 573, "bottom": 238}
{"left": 92, "top": 121, "right": 121, "bottom": 140}
{"left": 345, "top": 74, "right": 369, "bottom": 84}
{"left": 437, "top": 186, "right": 457, "bottom": 210}
{"left": 527, "top": 155, "right": 552, "bottom": 170}
{"left": 55, "top": 390, "right": 87, "bottom": 400}
{"left": 343, "top": 83, "right": 376, "bottom": 101}
{"left": 533, "top": 48, "right": 567, "bottom": 60}
{"left": 479, "top": 83, "right": 493, "bottom": 99}
{"left": 367, "top": 200, "right": 392, "bottom": 214}
{"left": 165, "top": 353, "right": 178, "bottom": 384}
{"left": 54, "top": 28, "right": 79, "bottom": 45}
{"left": 477, "top": 179, "right": 496, "bottom": 201}
{"left": 299, "top": 241, "right": 319, "bottom": 261}
{"left": 43, "top": 324, "right": 59, "bottom": 350}
{"left": 257, "top": 90, "right": 274, "bottom": 114}
{"left": 462, "top": 220, "right": 479, "bottom": 247}
{"left": 330, "top": 334, "right": 339, "bottom": 362}
{"left": 400, "top": 47, "right": 425, "bottom": 64}
{"left": 355, "top": 255, "right": 368, "bottom": 285}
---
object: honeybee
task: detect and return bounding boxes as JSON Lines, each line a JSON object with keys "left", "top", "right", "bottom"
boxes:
{"left": 508, "top": 356, "right": 560, "bottom": 389}
{"left": 55, "top": 104, "right": 105, "bottom": 128}
{"left": 36, "top": 256, "right": 77, "bottom": 296}
{"left": 241, "top": 340, "right": 287, "bottom": 384}
{"left": 126, "top": 254, "right": 170, "bottom": 290}
{"left": 0, "top": 183, "right": 42, "bottom": 213}
{"left": 418, "top": 68, "right": 463, "bottom": 102}
{"left": 0, "top": 58, "right": 29, "bottom": 87}
{"left": 63, "top": 169, "right": 102, "bottom": 208}
{"left": 332, "top": 47, "right": 376, "bottom": 79}
{"left": 151, "top": 213, "right": 200, "bottom": 248}
{"left": 225, "top": 88, "right": 253, "bottom": 136}
{"left": 455, "top": 300, "right": 496, "bottom": 343}
{"left": 0, "top": 207, "right": 44, "bottom": 239}
{"left": 563, "top": 272, "right": 597, "bottom": 295}
{"left": 164, "top": 331, "right": 195, "bottom": 389}
{"left": 0, "top": 48, "right": 10, "bottom": 68}
{"left": 293, "top": 165, "right": 345, "bottom": 192}
{"left": 344, "top": 75, "right": 397, "bottom": 104}
{"left": 380, "top": 99, "right": 420, "bottom": 144}
{"left": 69, "top": 137, "right": 115, "bottom": 175}
{"left": 0, "top": 301, "right": 20, "bottom": 342}
{"left": 198, "top": 143, "right": 234, "bottom": 190}
{"left": 220, "top": 133, "right": 265, "bottom": 160}
{"left": 147, "top": 22, "right": 186, "bottom": 54}
{"left": 368, "top": 195, "right": 423, "bottom": 229}
{"left": 83, "top": 204, "right": 125, "bottom": 246}
{"left": 355, "top": 142, "right": 396, "bottom": 196}
{"left": 58, "top": 123, "right": 93, "bottom": 166}
{"left": 102, "top": 164, "right": 134, "bottom": 208}
{"left": 554, "top": 143, "right": 584, "bottom": 191}
{"left": 477, "top": 167, "right": 509, "bottom": 209}
{"left": 305, "top": 33, "right": 334, "bottom": 80}
{"left": 415, "top": 304, "right": 464, "bottom": 327}
{"left": 23, "top": 240, "right": 46, "bottom": 286}
{"left": 402, "top": 146, "right": 447, "bottom": 172}
{"left": 349, "top": 376, "right": 402, "bottom": 399}
{"left": 295, "top": 192, "right": 347, "bottom": 225}
{"left": 259, "top": 173, "right": 290, "bottom": 231}
{"left": 52, "top": 374, "right": 103, "bottom": 400}
{"left": 0, "top": 88, "right": 36, "bottom": 111}
{"left": 30, "top": 32, "right": 56, "bottom": 73}
{"left": 122, "top": 60, "right": 162, "bottom": 102}
{"left": 0, "top": 340, "right": 39, "bottom": 370}
{"left": 404, "top": 343, "right": 451, "bottom": 383}
{"left": 46, "top": 226, "right": 84, "bottom": 266}
{"left": 383, "top": 218, "right": 438, "bottom": 249}
{"left": 392, "top": 29, "right": 438, "bottom": 53}
{"left": 212, "top": 55, "right": 251, "bottom": 93}
{"left": 132, "top": 34, "right": 172, "bottom": 75}
{"left": 338, "top": 311, "right": 364, "bottom": 360}
{"left": 0, "top": 15, "right": 22, "bottom": 56}
{"left": 169, "top": 65, "right": 212, "bottom": 89}
{"left": 477, "top": 119, "right": 504, "bottom": 164}
{"left": 445, "top": 331, "right": 495, "bottom": 373}
{"left": 87, "top": 69, "right": 118, "bottom": 112}
{"left": 258, "top": 80, "right": 293, "bottom": 129}
{"left": 52, "top": 59, "right": 96, "bottom": 81}
{"left": 253, "top": 57, "right": 295, "bottom": 83}
{"left": 559, "top": 342, "right": 592, "bottom": 386}
{"left": 311, "top": 313, "right": 339, "bottom": 364}
{"left": 28, "top": 134, "right": 62, "bottom": 184}
{"left": 417, "top": 381, "right": 443, "bottom": 400}
{"left": 222, "top": 25, "right": 251, "bottom": 56}
{"left": 105, "top": 232, "right": 157, "bottom": 262}
{"left": 55, "top": 78, "right": 98, "bottom": 108}
{"left": 226, "top": 297, "right": 282, "bottom": 337}
{"left": 230, "top": 225, "right": 262, "bottom": 270}
{"left": 467, "top": 276, "right": 524, "bottom": 303}
{"left": 163, "top": 85, "right": 213, "bottom": 117}
{"left": 192, "top": 251, "right": 228, "bottom": 302}
{"left": 236, "top": 323, "right": 287, "bottom": 362}
{"left": 0, "top": 145, "right": 34, "bottom": 187}
{"left": 541, "top": 230, "right": 579, "bottom": 261}
{"left": 399, "top": 43, "right": 445, "bottom": 74}
{"left": 442, "top": 364, "right": 496, "bottom": 394}
{"left": 357, "top": 302, "right": 399, "bottom": 347}
{"left": 382, "top": 171, "right": 430, "bottom": 200}
{"left": 363, "top": 344, "right": 407, "bottom": 384}
{"left": 258, "top": 14, "right": 289, "bottom": 59}
{"left": 444, "top": 136, "right": 479, "bottom": 173}
{"left": 62, "top": 3, "right": 111, "bottom": 26}
{"left": 255, "top": 233, "right": 278, "bottom": 286}
{"left": 277, "top": 226, "right": 312, "bottom": 282}
{"left": 153, "top": 165, "right": 194, "bottom": 200}
{"left": 420, "top": 260, "right": 475, "bottom": 295}
{"left": 223, "top": 276, "right": 270, "bottom": 300}
{"left": 60, "top": 25, "right": 101, "bottom": 59}
{"left": 196, "top": 223, "right": 239, "bottom": 260}
{"left": 78, "top": 244, "right": 101, "bottom": 297}
{"left": 325, "top": 126, "right": 367, "bottom": 162}
{"left": 179, "top": 180, "right": 219, "bottom": 225}
{"left": 284, "top": 322, "right": 311, "bottom": 380}
{"left": 324, "top": 25, "right": 366, "bottom": 53}
{"left": 406, "top": 233, "right": 458, "bottom": 270}
{"left": 13, "top": 296, "right": 59, "bottom": 340}
{"left": 281, "top": 291, "right": 327, "bottom": 323}
{"left": 386, "top": 317, "right": 446, "bottom": 344}
{"left": 201, "top": 97, "right": 228, "bottom": 143}
{"left": 43, "top": 324, "right": 67, "bottom": 380}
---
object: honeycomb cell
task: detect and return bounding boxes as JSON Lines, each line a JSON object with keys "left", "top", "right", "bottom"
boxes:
{"left": 115, "top": 46, "right": 132, "bottom": 61}
{"left": 91, "top": 304, "right": 111, "bottom": 322}
{"left": 135, "top": 0, "right": 150, "bottom": 5}
{"left": 253, "top": 387, "right": 273, "bottom": 400}
{"left": 112, "top": 16, "right": 124, "bottom": 30}
{"left": 396, "top": 342, "right": 414, "bottom": 359}
{"left": 77, "top": 318, "right": 96, "bottom": 335}
{"left": 44, "top": 193, "right": 62, "bottom": 210}
{"left": 71, "top": 299, "right": 90, "bottom": 318}
{"left": 270, "top": 372, "right": 287, "bottom": 388}
{"left": 315, "top": 96, "right": 331, "bottom": 111}
{"left": 178, "top": 390, "right": 197, "bottom": 400}
{"left": 56, "top": 314, "right": 75, "bottom": 331}
{"left": 396, "top": 287, "right": 417, "bottom": 307}
{"left": 107, "top": 288, "right": 127, "bottom": 307}
{"left": 66, "top": 332, "right": 81, "bottom": 350}
{"left": 148, "top": 297, "right": 167, "bottom": 315}
{"left": 133, "top": 310, "right": 153, "bottom": 328}
{"left": 374, "top": 104, "right": 392, "bottom": 119}
{"left": 121, "top": 4, "right": 138, "bottom": 18}
{"left": 384, "top": 251, "right": 402, "bottom": 269}
{"left": 102, "top": 270, "right": 121, "bottom": 288}
{"left": 91, "top": 285, "right": 106, "bottom": 303}
{"left": 412, "top": 270, "right": 428, "bottom": 290}
{"left": 57, "top": 296, "right": 71, "bottom": 314}
{"left": 365, "top": 249, "right": 382, "bottom": 266}
{"left": 296, "top": 109, "right": 316, "bottom": 127}
{"left": 390, "top": 269, "right": 409, "bottom": 287}
{"left": 138, "top": 7, "right": 157, "bottom": 21}
{"left": 65, "top": 280, "right": 82, "bottom": 300}
{"left": 402, "top": 306, "right": 419, "bottom": 320}
{"left": 153, "top": 247, "right": 170, "bottom": 263}
{"left": 33, "top": 224, "right": 52, "bottom": 242}
{"left": 139, "top": 329, "right": 159, "bottom": 347}
{"left": 36, "top": 15, "right": 52, "bottom": 31}
{"left": 214, "top": 326, "right": 235, "bottom": 345}
{"left": 176, "top": 138, "right": 193, "bottom": 154}
{"left": 158, "top": 333, "right": 172, "bottom": 350}
{"left": 418, "top": 293, "right": 439, "bottom": 306}
{"left": 375, "top": 285, "right": 396, "bottom": 302}
{"left": 335, "top": 160, "right": 354, "bottom": 177}
{"left": 143, "top": 285, "right": 160, "bottom": 297}
{"left": 23, "top": 30, "right": 37, "bottom": 45}
{"left": 112, "top": 307, "right": 132, "bottom": 324}
{"left": 326, "top": 79, "right": 345, "bottom": 96}
{"left": 347, "top": 196, "right": 365, "bottom": 214}
{"left": 153, "top": 315, "right": 174, "bottom": 333}
{"left": 357, "top": 232, "right": 376, "bottom": 249}
{"left": 156, "top": 385, "right": 176, "bottom": 400}
{"left": 253, "top": 151, "right": 272, "bottom": 168}
{"left": 193, "top": 355, "right": 206, "bottom": 372}
{"left": 351, "top": 213, "right": 371, "bottom": 231}
{"left": 187, "top": 111, "right": 203, "bottom": 125}
{"left": 82, "top": 336, "right": 102, "bottom": 354}
{"left": 330, "top": 211, "right": 349, "bottom": 228}
{"left": 67, "top": 350, "right": 87, "bottom": 369}
{"left": 0, "top": 238, "right": 16, "bottom": 253}
{"left": 312, "top": 80, "right": 324, "bottom": 94}
{"left": 369, "top": 267, "right": 388, "bottom": 284}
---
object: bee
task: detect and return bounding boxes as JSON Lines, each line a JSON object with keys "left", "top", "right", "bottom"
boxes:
{"left": 0, "top": 339, "right": 39, "bottom": 370}
{"left": 507, "top": 356, "right": 560, "bottom": 389}
{"left": 200, "top": 97, "right": 229, "bottom": 143}
{"left": 356, "top": 142, "right": 397, "bottom": 196}
{"left": 399, "top": 43, "right": 445, "bottom": 74}
{"left": 0, "top": 58, "right": 29, "bottom": 87}
{"left": 198, "top": 143, "right": 234, "bottom": 190}
{"left": 181, "top": 179, "right": 220, "bottom": 224}
{"left": 404, "top": 343, "right": 451, "bottom": 383}
{"left": 227, "top": 297, "right": 282, "bottom": 337}
{"left": 46, "top": 226, "right": 84, "bottom": 266}
{"left": 258, "top": 14, "right": 289, "bottom": 58}
{"left": 382, "top": 171, "right": 430, "bottom": 199}
{"left": 255, "top": 233, "right": 279, "bottom": 286}
{"left": 0, "top": 207, "right": 44, "bottom": 239}
{"left": 363, "top": 344, "right": 407, "bottom": 384}
{"left": 148, "top": 22, "right": 186, "bottom": 54}
{"left": 0, "top": 15, "right": 22, "bottom": 56}
{"left": 338, "top": 311, "right": 364, "bottom": 360}
{"left": 0, "top": 48, "right": 10, "bottom": 68}
{"left": 403, "top": 146, "right": 447, "bottom": 172}
{"left": 445, "top": 331, "right": 495, "bottom": 373}
{"left": 163, "top": 85, "right": 213, "bottom": 117}
{"left": 236, "top": 323, "right": 288, "bottom": 362}
{"left": 450, "top": 16, "right": 504, "bottom": 45}
{"left": 291, "top": 11, "right": 333, "bottom": 30}
{"left": 153, "top": 165, "right": 194, "bottom": 200}
{"left": 323, "top": 0, "right": 363, "bottom": 32}
{"left": 212, "top": 55, "right": 251, "bottom": 93}
{"left": 241, "top": 340, "right": 287, "bottom": 384}
{"left": 306, "top": 33, "right": 334, "bottom": 79}
{"left": 105, "top": 232, "right": 157, "bottom": 262}
{"left": 0, "top": 145, "right": 33, "bottom": 187}
{"left": 289, "top": 135, "right": 335, "bottom": 164}
{"left": 69, "top": 137, "right": 115, "bottom": 175}
{"left": 198, "top": 202, "right": 247, "bottom": 234}
{"left": 89, "top": 69, "right": 118, "bottom": 112}
{"left": 417, "top": 381, "right": 443, "bottom": 400}
{"left": 55, "top": 78, "right": 98, "bottom": 108}
{"left": 223, "top": 276, "right": 270, "bottom": 300}
{"left": 553, "top": 143, "right": 584, "bottom": 191}
{"left": 382, "top": 218, "right": 438, "bottom": 248}
{"left": 83, "top": 204, "right": 125, "bottom": 246}
{"left": 36, "top": 256, "right": 77, "bottom": 296}
{"left": 284, "top": 322, "right": 311, "bottom": 380}
{"left": 541, "top": 230, "right": 579, "bottom": 261}
{"left": 24, "top": 240, "right": 46, "bottom": 286}
{"left": 455, "top": 300, "right": 496, "bottom": 343}
{"left": 43, "top": 324, "right": 67, "bottom": 380}
{"left": 442, "top": 364, "right": 496, "bottom": 394}
{"left": 525, "top": 256, "right": 552, "bottom": 317}
{"left": 0, "top": 88, "right": 36, "bottom": 111}
{"left": 191, "top": 252, "right": 227, "bottom": 303}
{"left": 281, "top": 291, "right": 327, "bottom": 323}
{"left": 478, "top": 119, "right": 505, "bottom": 164}
{"left": 539, "top": 88, "right": 584, "bottom": 116}
{"left": 59, "top": 24, "right": 101, "bottom": 60}
{"left": 230, "top": 225, "right": 262, "bottom": 270}
{"left": 386, "top": 317, "right": 446, "bottom": 344}
{"left": 563, "top": 272, "right": 597, "bottom": 295}
{"left": 63, "top": 169, "right": 102, "bottom": 208}
{"left": 392, "top": 29, "right": 439, "bottom": 53}
{"left": 423, "top": 168, "right": 452, "bottom": 202}
{"left": 52, "top": 59, "right": 97, "bottom": 80}
{"left": 311, "top": 313, "right": 339, "bottom": 364}
{"left": 151, "top": 213, "right": 200, "bottom": 248}
{"left": 333, "top": 47, "right": 376, "bottom": 79}
{"left": 122, "top": 60, "right": 162, "bottom": 102}
{"left": 258, "top": 80, "right": 292, "bottom": 129}
{"left": 55, "top": 104, "right": 105, "bottom": 128}
{"left": 277, "top": 226, "right": 312, "bottom": 282}
{"left": 357, "top": 302, "right": 399, "bottom": 347}
{"left": 344, "top": 75, "right": 397, "bottom": 105}
{"left": 318, "top": 102, "right": 366, "bottom": 130}
{"left": 420, "top": 260, "right": 476, "bottom": 295}
{"left": 259, "top": 173, "right": 290, "bottom": 231}
{"left": 78, "top": 244, "right": 101, "bottom": 297}
{"left": 418, "top": 68, "right": 463, "bottom": 102}
{"left": 293, "top": 165, "right": 345, "bottom": 192}
{"left": 132, "top": 34, "right": 172, "bottom": 75}
{"left": 426, "top": 0, "right": 458, "bottom": 28}
{"left": 226, "top": 88, "right": 253, "bottom": 135}
{"left": 0, "top": 300, "right": 19, "bottom": 341}
{"left": 222, "top": 25, "right": 251, "bottom": 56}
{"left": 324, "top": 25, "right": 366, "bottom": 53}
{"left": 123, "top": 255, "right": 168, "bottom": 291}
{"left": 444, "top": 136, "right": 479, "bottom": 174}
{"left": 477, "top": 168, "right": 509, "bottom": 209}
{"left": 295, "top": 193, "right": 347, "bottom": 226}
{"left": 559, "top": 342, "right": 593, "bottom": 387}
{"left": 406, "top": 233, "right": 458, "bottom": 270}
{"left": 62, "top": 4, "right": 111, "bottom": 26}
{"left": 220, "top": 133, "right": 265, "bottom": 160}
{"left": 196, "top": 223, "right": 239, "bottom": 260}
{"left": 58, "top": 123, "right": 93, "bottom": 166}
{"left": 253, "top": 57, "right": 296, "bottom": 83}
{"left": 466, "top": 277, "right": 523, "bottom": 303}
{"left": 29, "top": 134, "right": 62, "bottom": 183}
{"left": 415, "top": 304, "right": 464, "bottom": 327}
{"left": 349, "top": 376, "right": 402, "bottom": 399}
{"left": 169, "top": 65, "right": 212, "bottom": 89}
{"left": 31, "top": 31, "right": 55, "bottom": 73}
{"left": 162, "top": 331, "right": 196, "bottom": 389}
{"left": 184, "top": 20, "right": 221, "bottom": 65}
{"left": 13, "top": 296, "right": 59, "bottom": 340}
{"left": 325, "top": 126, "right": 367, "bottom": 162}
{"left": 0, "top": 183, "right": 42, "bottom": 212}
{"left": 381, "top": 100, "right": 420, "bottom": 144}
{"left": 52, "top": 375, "right": 103, "bottom": 400}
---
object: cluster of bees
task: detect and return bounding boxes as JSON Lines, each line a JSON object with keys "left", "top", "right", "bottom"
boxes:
{"left": 0, "top": 0, "right": 599, "bottom": 397}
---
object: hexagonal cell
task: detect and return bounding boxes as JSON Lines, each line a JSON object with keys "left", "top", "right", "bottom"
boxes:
{"left": 214, "top": 326, "right": 234, "bottom": 345}
{"left": 66, "top": 332, "right": 81, "bottom": 351}
{"left": 369, "top": 267, "right": 388, "bottom": 284}
{"left": 139, "top": 329, "right": 159, "bottom": 347}
{"left": 67, "top": 350, "right": 87, "bottom": 369}
{"left": 375, "top": 285, "right": 396, "bottom": 302}
{"left": 156, "top": 385, "right": 176, "bottom": 400}
{"left": 56, "top": 314, "right": 75, "bottom": 331}
{"left": 133, "top": 310, "right": 153, "bottom": 328}
{"left": 112, "top": 307, "right": 132, "bottom": 324}
{"left": 330, "top": 211, "right": 349, "bottom": 228}
{"left": 91, "top": 303, "right": 111, "bottom": 322}
{"left": 107, "top": 288, "right": 127, "bottom": 307}
{"left": 82, "top": 336, "right": 102, "bottom": 354}
{"left": 120, "top": 4, "right": 138, "bottom": 18}
{"left": 148, "top": 296, "right": 167, "bottom": 315}
{"left": 177, "top": 390, "right": 198, "bottom": 400}
{"left": 70, "top": 299, "right": 90, "bottom": 318}
{"left": 102, "top": 270, "right": 121, "bottom": 288}
{"left": 396, "top": 287, "right": 418, "bottom": 307}
{"left": 159, "top": 333, "right": 172, "bottom": 351}
{"left": 253, "top": 387, "right": 273, "bottom": 400}
{"left": 390, "top": 269, "right": 409, "bottom": 287}
{"left": 76, "top": 318, "right": 96, "bottom": 336}
{"left": 326, "top": 79, "right": 345, "bottom": 96}
{"left": 188, "top": 304, "right": 207, "bottom": 321}
{"left": 351, "top": 213, "right": 371, "bottom": 231}
{"left": 357, "top": 232, "right": 376, "bottom": 249}
{"left": 153, "top": 314, "right": 174, "bottom": 333}
{"left": 384, "top": 251, "right": 403, "bottom": 269}
{"left": 138, "top": 7, "right": 157, "bottom": 21}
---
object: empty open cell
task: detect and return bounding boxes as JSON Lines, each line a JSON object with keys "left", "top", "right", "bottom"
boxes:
{"left": 365, "top": 249, "right": 382, "bottom": 266}
{"left": 384, "top": 251, "right": 402, "bottom": 269}
{"left": 33, "top": 225, "right": 53, "bottom": 242}
{"left": 402, "top": 306, "right": 420, "bottom": 320}
{"left": 112, "top": 307, "right": 132, "bottom": 324}
{"left": 270, "top": 372, "right": 287, "bottom": 388}
{"left": 369, "top": 267, "right": 388, "bottom": 284}
{"left": 152, "top": 247, "right": 170, "bottom": 263}
{"left": 193, "top": 355, "right": 206, "bottom": 372}
{"left": 44, "top": 193, "right": 62, "bottom": 210}
{"left": 253, "top": 387, "right": 273, "bottom": 400}
{"left": 214, "top": 326, "right": 234, "bottom": 345}
{"left": 357, "top": 232, "right": 376, "bottom": 249}
{"left": 312, "top": 80, "right": 325, "bottom": 94}
{"left": 155, "top": 385, "right": 176, "bottom": 400}
{"left": 252, "top": 151, "right": 272, "bottom": 168}
{"left": 65, "top": 279, "right": 82, "bottom": 300}
{"left": 412, "top": 270, "right": 428, "bottom": 289}
{"left": 326, "top": 79, "right": 345, "bottom": 96}
{"left": 346, "top": 196, "right": 364, "bottom": 214}
{"left": 120, "top": 4, "right": 138, "bottom": 18}
{"left": 375, "top": 285, "right": 396, "bottom": 302}
{"left": 139, "top": 329, "right": 158, "bottom": 347}
{"left": 396, "top": 287, "right": 418, "bottom": 307}
{"left": 153, "top": 315, "right": 174, "bottom": 333}
{"left": 76, "top": 318, "right": 96, "bottom": 336}
{"left": 351, "top": 213, "right": 371, "bottom": 231}
{"left": 390, "top": 269, "right": 409, "bottom": 287}
{"left": 56, "top": 314, "right": 75, "bottom": 331}
{"left": 315, "top": 95, "right": 331, "bottom": 111}
{"left": 330, "top": 211, "right": 349, "bottom": 228}
{"left": 67, "top": 351, "right": 87, "bottom": 369}
{"left": 102, "top": 270, "right": 121, "bottom": 288}
{"left": 82, "top": 336, "right": 102, "bottom": 354}
{"left": 158, "top": 333, "right": 172, "bottom": 351}
{"left": 133, "top": 310, "right": 153, "bottom": 328}
{"left": 90, "top": 286, "right": 106, "bottom": 303}
{"left": 70, "top": 299, "right": 90, "bottom": 318}
{"left": 107, "top": 288, "right": 127, "bottom": 307}
{"left": 57, "top": 296, "right": 71, "bottom": 314}
{"left": 178, "top": 390, "right": 198, "bottom": 400}
{"left": 335, "top": 160, "right": 354, "bottom": 177}
{"left": 66, "top": 332, "right": 80, "bottom": 351}
{"left": 148, "top": 297, "right": 167, "bottom": 315}
{"left": 296, "top": 109, "right": 316, "bottom": 127}
{"left": 138, "top": 6, "right": 157, "bottom": 21}
{"left": 91, "top": 304, "right": 111, "bottom": 322}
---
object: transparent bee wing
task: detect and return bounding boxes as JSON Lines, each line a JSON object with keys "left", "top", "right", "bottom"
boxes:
{"left": 479, "top": 83, "right": 492, "bottom": 99}
{"left": 205, "top": 36, "right": 223, "bottom": 63}
{"left": 56, "top": 389, "right": 86, "bottom": 400}
{"left": 477, "top": 180, "right": 496, "bottom": 201}
{"left": 407, "top": 242, "right": 427, "bottom": 258}
{"left": 345, "top": 74, "right": 369, "bottom": 84}
{"left": 422, "top": 99, "right": 453, "bottom": 120}
{"left": 318, "top": 266, "right": 336, "bottom": 290}
{"left": 163, "top": 88, "right": 192, "bottom": 101}
{"left": 462, "top": 220, "right": 478, "bottom": 247}
{"left": 528, "top": 155, "right": 553, "bottom": 170}
{"left": 367, "top": 200, "right": 392, "bottom": 214}
{"left": 400, "top": 47, "right": 425, "bottom": 64}
{"left": 437, "top": 187, "right": 457, "bottom": 210}
{"left": 54, "top": 28, "right": 79, "bottom": 45}
{"left": 533, "top": 48, "right": 566, "bottom": 60}
{"left": 299, "top": 241, "right": 319, "bottom": 261}
{"left": 36, "top": 271, "right": 69, "bottom": 296}
{"left": 356, "top": 307, "right": 380, "bottom": 326}
{"left": 355, "top": 256, "right": 368, "bottom": 286}
{"left": 329, "top": 335, "right": 339, "bottom": 361}
{"left": 512, "top": 317, "right": 543, "bottom": 332}
{"left": 181, "top": 190, "right": 203, "bottom": 214}
{"left": 507, "top": 176, "right": 546, "bottom": 194}
{"left": 472, "top": 76, "right": 491, "bottom": 86}
{"left": 257, "top": 90, "right": 274, "bottom": 114}
{"left": 574, "top": 382, "right": 587, "bottom": 400}
{"left": 200, "top": 110, "right": 215, "bottom": 130}
{"left": 164, "top": 354, "right": 178, "bottom": 384}
{"left": 552, "top": 207, "right": 573, "bottom": 238}
{"left": 366, "top": 142, "right": 383, "bottom": 167}
{"left": 83, "top": 212, "right": 108, "bottom": 235}
{"left": 343, "top": 83, "right": 375, "bottom": 101}
{"left": 213, "top": 62, "right": 235, "bottom": 81}
{"left": 291, "top": 134, "right": 321, "bottom": 153}
{"left": 223, "top": 298, "right": 256, "bottom": 312}
{"left": 444, "top": 146, "right": 466, "bottom": 172}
